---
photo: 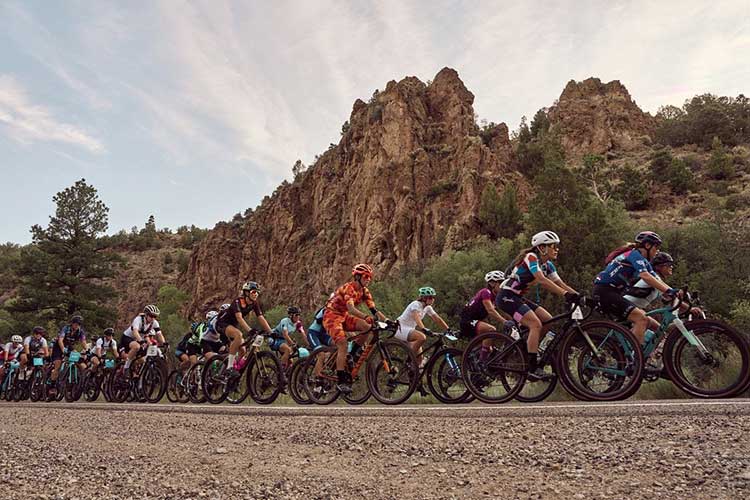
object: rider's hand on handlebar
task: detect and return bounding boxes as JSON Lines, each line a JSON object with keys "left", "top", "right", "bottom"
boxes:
{"left": 421, "top": 328, "right": 433, "bottom": 336}
{"left": 564, "top": 291, "right": 580, "bottom": 304}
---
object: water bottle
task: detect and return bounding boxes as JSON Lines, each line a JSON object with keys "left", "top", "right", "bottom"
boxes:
{"left": 445, "top": 352, "right": 459, "bottom": 372}
{"left": 643, "top": 329, "right": 655, "bottom": 348}
{"left": 538, "top": 331, "right": 557, "bottom": 355}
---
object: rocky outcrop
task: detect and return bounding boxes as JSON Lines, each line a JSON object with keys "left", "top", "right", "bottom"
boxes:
{"left": 548, "top": 78, "right": 656, "bottom": 159}
{"left": 182, "top": 68, "right": 521, "bottom": 312}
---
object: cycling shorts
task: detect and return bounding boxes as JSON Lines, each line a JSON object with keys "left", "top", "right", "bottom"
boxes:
{"left": 458, "top": 316, "right": 480, "bottom": 339}
{"left": 395, "top": 326, "right": 422, "bottom": 342}
{"left": 496, "top": 290, "right": 540, "bottom": 322}
{"left": 307, "top": 329, "right": 332, "bottom": 349}
{"left": 119, "top": 335, "right": 139, "bottom": 352}
{"left": 200, "top": 339, "right": 223, "bottom": 355}
{"left": 51, "top": 345, "right": 66, "bottom": 362}
{"left": 176, "top": 343, "right": 201, "bottom": 358}
{"left": 593, "top": 284, "right": 636, "bottom": 322}
{"left": 322, "top": 311, "right": 367, "bottom": 344}
{"left": 268, "top": 338, "right": 288, "bottom": 351}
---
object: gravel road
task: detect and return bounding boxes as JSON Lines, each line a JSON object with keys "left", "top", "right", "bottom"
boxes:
{"left": 2, "top": 400, "right": 750, "bottom": 499}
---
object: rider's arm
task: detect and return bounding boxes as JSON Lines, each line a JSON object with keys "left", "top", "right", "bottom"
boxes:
{"left": 156, "top": 332, "right": 166, "bottom": 345}
{"left": 638, "top": 271, "right": 672, "bottom": 293}
{"left": 533, "top": 270, "right": 568, "bottom": 296}
{"left": 346, "top": 301, "right": 369, "bottom": 320}
{"left": 23, "top": 343, "right": 30, "bottom": 356}
{"left": 235, "top": 311, "right": 253, "bottom": 335}
{"left": 483, "top": 298, "right": 510, "bottom": 322}
{"left": 281, "top": 327, "right": 294, "bottom": 345}
{"left": 95, "top": 345, "right": 102, "bottom": 357}
{"left": 427, "top": 311, "right": 450, "bottom": 331}
{"left": 256, "top": 314, "right": 273, "bottom": 334}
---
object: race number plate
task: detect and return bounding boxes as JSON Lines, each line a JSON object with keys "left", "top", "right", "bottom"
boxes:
{"left": 33, "top": 357, "right": 44, "bottom": 366}
{"left": 105, "top": 359, "right": 116, "bottom": 369}
{"left": 572, "top": 306, "right": 584, "bottom": 321}
{"left": 146, "top": 345, "right": 159, "bottom": 356}
{"left": 252, "top": 335, "right": 264, "bottom": 347}
{"left": 68, "top": 351, "right": 81, "bottom": 362}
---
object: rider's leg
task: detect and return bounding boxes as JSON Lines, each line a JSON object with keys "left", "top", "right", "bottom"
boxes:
{"left": 225, "top": 325, "right": 243, "bottom": 368}
{"left": 406, "top": 330, "right": 427, "bottom": 367}
{"left": 627, "top": 307, "right": 649, "bottom": 344}
{"left": 521, "top": 310, "right": 543, "bottom": 371}
{"left": 280, "top": 343, "right": 292, "bottom": 369}
{"left": 125, "top": 340, "right": 140, "bottom": 369}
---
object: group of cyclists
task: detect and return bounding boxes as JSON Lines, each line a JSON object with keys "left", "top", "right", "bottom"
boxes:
{"left": 2, "top": 228, "right": 737, "bottom": 404}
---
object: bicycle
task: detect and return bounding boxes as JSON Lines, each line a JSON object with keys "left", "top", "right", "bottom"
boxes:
{"left": 109, "top": 342, "right": 169, "bottom": 403}
{"left": 201, "top": 330, "right": 282, "bottom": 405}
{"left": 82, "top": 357, "right": 118, "bottom": 402}
{"left": 29, "top": 356, "right": 50, "bottom": 402}
{"left": 462, "top": 299, "right": 644, "bottom": 403}
{"left": 0, "top": 360, "right": 23, "bottom": 401}
{"left": 56, "top": 350, "right": 86, "bottom": 403}
{"left": 302, "top": 320, "right": 418, "bottom": 405}
{"left": 284, "top": 345, "right": 312, "bottom": 405}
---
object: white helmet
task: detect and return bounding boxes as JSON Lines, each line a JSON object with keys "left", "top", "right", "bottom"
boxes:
{"left": 206, "top": 310, "right": 218, "bottom": 321}
{"left": 485, "top": 270, "right": 505, "bottom": 283}
{"left": 144, "top": 304, "right": 160, "bottom": 317}
{"left": 11, "top": 335, "right": 22, "bottom": 343}
{"left": 531, "top": 231, "right": 560, "bottom": 247}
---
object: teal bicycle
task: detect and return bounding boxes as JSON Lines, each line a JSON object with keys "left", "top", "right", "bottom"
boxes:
{"left": 592, "top": 287, "right": 750, "bottom": 398}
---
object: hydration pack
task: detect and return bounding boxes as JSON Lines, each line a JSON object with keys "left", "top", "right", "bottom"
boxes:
{"left": 604, "top": 245, "right": 633, "bottom": 266}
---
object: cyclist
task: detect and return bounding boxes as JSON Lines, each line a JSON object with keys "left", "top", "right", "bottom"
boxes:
{"left": 89, "top": 328, "right": 118, "bottom": 372}
{"left": 201, "top": 305, "right": 229, "bottom": 360}
{"left": 270, "top": 306, "right": 309, "bottom": 372}
{"left": 176, "top": 311, "right": 215, "bottom": 371}
{"left": 121, "top": 305, "right": 165, "bottom": 375}
{"left": 459, "top": 270, "right": 510, "bottom": 339}
{"left": 395, "top": 287, "right": 449, "bottom": 368}
{"left": 306, "top": 307, "right": 332, "bottom": 350}
{"left": 50, "top": 315, "right": 89, "bottom": 394}
{"left": 593, "top": 231, "right": 677, "bottom": 344}
{"left": 21, "top": 326, "right": 49, "bottom": 371}
{"left": 323, "top": 264, "right": 387, "bottom": 394}
{"left": 496, "top": 231, "right": 579, "bottom": 379}
{"left": 217, "top": 282, "right": 273, "bottom": 379}
{"left": 0, "top": 335, "right": 24, "bottom": 382}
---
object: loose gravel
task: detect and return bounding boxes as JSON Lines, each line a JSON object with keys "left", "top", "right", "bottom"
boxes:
{"left": 1, "top": 402, "right": 749, "bottom": 499}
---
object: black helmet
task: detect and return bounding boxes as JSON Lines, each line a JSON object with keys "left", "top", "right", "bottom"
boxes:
{"left": 287, "top": 306, "right": 301, "bottom": 315}
{"left": 32, "top": 326, "right": 46, "bottom": 335}
{"left": 71, "top": 315, "right": 83, "bottom": 325}
{"left": 635, "top": 231, "right": 663, "bottom": 247}
{"left": 103, "top": 327, "right": 115, "bottom": 336}
{"left": 652, "top": 252, "right": 674, "bottom": 267}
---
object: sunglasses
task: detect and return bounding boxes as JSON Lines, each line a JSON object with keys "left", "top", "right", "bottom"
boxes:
{"left": 549, "top": 244, "right": 560, "bottom": 250}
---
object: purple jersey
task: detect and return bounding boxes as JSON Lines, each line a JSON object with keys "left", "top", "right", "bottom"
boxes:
{"left": 460, "top": 288, "right": 496, "bottom": 322}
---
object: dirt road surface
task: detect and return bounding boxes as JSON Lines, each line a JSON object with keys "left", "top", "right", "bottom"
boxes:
{"left": 2, "top": 400, "right": 750, "bottom": 499}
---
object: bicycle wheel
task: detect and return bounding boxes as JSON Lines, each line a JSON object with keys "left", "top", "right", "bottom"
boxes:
{"left": 425, "top": 347, "right": 471, "bottom": 404}
{"left": 166, "top": 370, "right": 189, "bottom": 403}
{"left": 664, "top": 319, "right": 750, "bottom": 398}
{"left": 366, "top": 339, "right": 418, "bottom": 405}
{"left": 343, "top": 368, "right": 371, "bottom": 405}
{"left": 248, "top": 351, "right": 282, "bottom": 405}
{"left": 227, "top": 362, "right": 250, "bottom": 405}
{"left": 557, "top": 321, "right": 644, "bottom": 401}
{"left": 141, "top": 361, "right": 167, "bottom": 403}
{"left": 515, "top": 355, "right": 559, "bottom": 403}
{"left": 29, "top": 368, "right": 45, "bottom": 402}
{"left": 202, "top": 356, "right": 229, "bottom": 404}
{"left": 187, "top": 360, "right": 207, "bottom": 404}
{"left": 108, "top": 366, "right": 130, "bottom": 403}
{"left": 288, "top": 362, "right": 312, "bottom": 405}
{"left": 302, "top": 347, "right": 340, "bottom": 405}
{"left": 461, "top": 332, "right": 527, "bottom": 404}
{"left": 64, "top": 366, "right": 83, "bottom": 402}
{"left": 83, "top": 371, "right": 101, "bottom": 402}
{"left": 10, "top": 371, "right": 24, "bottom": 402}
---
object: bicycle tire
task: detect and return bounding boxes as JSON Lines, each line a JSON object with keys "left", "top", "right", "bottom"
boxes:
{"left": 83, "top": 371, "right": 101, "bottom": 402}
{"left": 663, "top": 319, "right": 750, "bottom": 398}
{"left": 64, "top": 366, "right": 83, "bottom": 402}
{"left": 142, "top": 361, "right": 167, "bottom": 403}
{"left": 302, "top": 346, "right": 340, "bottom": 405}
{"left": 248, "top": 351, "right": 282, "bottom": 405}
{"left": 227, "top": 362, "right": 250, "bottom": 405}
{"left": 108, "top": 366, "right": 130, "bottom": 403}
{"left": 461, "top": 332, "right": 527, "bottom": 404}
{"left": 29, "top": 368, "right": 45, "bottom": 402}
{"left": 425, "top": 347, "right": 471, "bottom": 404}
{"left": 202, "top": 355, "right": 229, "bottom": 404}
{"left": 288, "top": 362, "right": 312, "bottom": 405}
{"left": 187, "top": 360, "right": 207, "bottom": 404}
{"left": 366, "top": 339, "right": 418, "bottom": 405}
{"left": 557, "top": 321, "right": 644, "bottom": 401}
{"left": 515, "top": 354, "right": 560, "bottom": 403}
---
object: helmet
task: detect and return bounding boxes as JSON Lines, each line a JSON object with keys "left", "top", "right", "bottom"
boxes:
{"left": 287, "top": 306, "right": 301, "bottom": 315}
{"left": 242, "top": 281, "right": 260, "bottom": 292}
{"left": 71, "top": 315, "right": 83, "bottom": 325}
{"left": 144, "top": 304, "right": 160, "bottom": 317}
{"left": 635, "top": 231, "right": 663, "bottom": 246}
{"left": 531, "top": 231, "right": 560, "bottom": 247}
{"left": 103, "top": 328, "right": 115, "bottom": 336}
{"left": 352, "top": 264, "right": 373, "bottom": 280}
{"left": 485, "top": 270, "right": 505, "bottom": 283}
{"left": 418, "top": 286, "right": 436, "bottom": 297}
{"left": 11, "top": 335, "right": 22, "bottom": 343}
{"left": 219, "top": 303, "right": 231, "bottom": 311}
{"left": 652, "top": 252, "right": 674, "bottom": 267}
{"left": 206, "top": 310, "right": 219, "bottom": 321}
{"left": 32, "top": 326, "right": 46, "bottom": 335}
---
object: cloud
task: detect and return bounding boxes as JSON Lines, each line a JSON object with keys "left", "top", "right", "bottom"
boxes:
{"left": 0, "top": 74, "right": 105, "bottom": 153}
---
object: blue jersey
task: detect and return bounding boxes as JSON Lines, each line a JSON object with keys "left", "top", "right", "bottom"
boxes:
{"left": 272, "top": 317, "right": 302, "bottom": 339}
{"left": 503, "top": 252, "right": 559, "bottom": 295}
{"left": 595, "top": 249, "right": 653, "bottom": 289}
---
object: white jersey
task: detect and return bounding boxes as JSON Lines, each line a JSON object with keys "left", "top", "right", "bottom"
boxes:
{"left": 201, "top": 317, "right": 220, "bottom": 343}
{"left": 91, "top": 337, "right": 118, "bottom": 355}
{"left": 397, "top": 301, "right": 436, "bottom": 331}
{"left": 3, "top": 343, "right": 23, "bottom": 358}
{"left": 24, "top": 335, "right": 48, "bottom": 353}
{"left": 623, "top": 276, "right": 663, "bottom": 309}
{"left": 123, "top": 314, "right": 161, "bottom": 338}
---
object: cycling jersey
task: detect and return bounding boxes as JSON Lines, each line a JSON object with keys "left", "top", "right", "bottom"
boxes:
{"left": 123, "top": 314, "right": 161, "bottom": 339}
{"left": 24, "top": 335, "right": 48, "bottom": 355}
{"left": 503, "top": 252, "right": 560, "bottom": 295}
{"left": 57, "top": 325, "right": 87, "bottom": 349}
{"left": 325, "top": 282, "right": 376, "bottom": 315}
{"left": 201, "top": 317, "right": 223, "bottom": 343}
{"left": 460, "top": 288, "right": 496, "bottom": 322}
{"left": 306, "top": 308, "right": 331, "bottom": 348}
{"left": 594, "top": 248, "right": 653, "bottom": 289}
{"left": 216, "top": 297, "right": 263, "bottom": 329}
{"left": 271, "top": 317, "right": 303, "bottom": 339}
{"left": 90, "top": 337, "right": 117, "bottom": 356}
{"left": 623, "top": 274, "right": 663, "bottom": 309}
{"left": 3, "top": 343, "right": 23, "bottom": 360}
{"left": 396, "top": 300, "right": 436, "bottom": 342}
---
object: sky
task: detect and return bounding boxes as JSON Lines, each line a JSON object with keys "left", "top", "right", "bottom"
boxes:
{"left": 1, "top": 0, "right": 748, "bottom": 244}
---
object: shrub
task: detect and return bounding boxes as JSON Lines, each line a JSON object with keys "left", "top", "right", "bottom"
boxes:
{"left": 614, "top": 165, "right": 649, "bottom": 210}
{"left": 667, "top": 158, "right": 695, "bottom": 194}
{"left": 478, "top": 184, "right": 523, "bottom": 239}
{"left": 707, "top": 137, "right": 735, "bottom": 180}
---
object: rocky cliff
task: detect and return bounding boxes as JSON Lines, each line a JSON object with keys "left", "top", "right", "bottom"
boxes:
{"left": 181, "top": 68, "right": 523, "bottom": 312}
{"left": 547, "top": 78, "right": 656, "bottom": 159}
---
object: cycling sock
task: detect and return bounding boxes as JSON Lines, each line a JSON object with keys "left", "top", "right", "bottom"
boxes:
{"left": 527, "top": 352, "right": 538, "bottom": 372}
{"left": 479, "top": 345, "right": 491, "bottom": 363}
{"left": 124, "top": 359, "right": 132, "bottom": 369}
{"left": 337, "top": 370, "right": 348, "bottom": 384}
{"left": 227, "top": 354, "right": 236, "bottom": 367}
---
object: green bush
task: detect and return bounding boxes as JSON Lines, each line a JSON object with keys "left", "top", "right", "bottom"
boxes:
{"left": 707, "top": 137, "right": 735, "bottom": 180}
{"left": 615, "top": 165, "right": 649, "bottom": 210}
{"left": 668, "top": 158, "right": 695, "bottom": 194}
{"left": 478, "top": 184, "right": 523, "bottom": 239}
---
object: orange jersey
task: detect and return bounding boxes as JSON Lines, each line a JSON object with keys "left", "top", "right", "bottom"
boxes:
{"left": 325, "top": 282, "right": 376, "bottom": 315}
